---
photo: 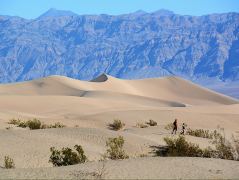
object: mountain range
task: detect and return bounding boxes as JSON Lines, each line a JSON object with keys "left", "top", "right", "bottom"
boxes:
{"left": 0, "top": 9, "right": 238, "bottom": 97}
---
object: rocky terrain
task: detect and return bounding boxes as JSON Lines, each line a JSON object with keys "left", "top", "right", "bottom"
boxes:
{"left": 0, "top": 9, "right": 238, "bottom": 86}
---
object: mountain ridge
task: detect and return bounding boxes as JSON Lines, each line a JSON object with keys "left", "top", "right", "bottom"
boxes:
{"left": 0, "top": 9, "right": 238, "bottom": 95}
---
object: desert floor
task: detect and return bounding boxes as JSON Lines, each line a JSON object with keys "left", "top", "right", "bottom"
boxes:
{"left": 0, "top": 74, "right": 238, "bottom": 179}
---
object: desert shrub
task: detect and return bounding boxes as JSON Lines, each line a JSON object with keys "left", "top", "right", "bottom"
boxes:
{"left": 163, "top": 136, "right": 204, "bottom": 157}
{"left": 8, "top": 118, "right": 20, "bottom": 125}
{"left": 8, "top": 118, "right": 66, "bottom": 130}
{"left": 49, "top": 145, "right": 87, "bottom": 166}
{"left": 26, "top": 118, "right": 42, "bottom": 129}
{"left": 212, "top": 132, "right": 235, "bottom": 160}
{"left": 108, "top": 119, "right": 125, "bottom": 131}
{"left": 161, "top": 132, "right": 239, "bottom": 161}
{"left": 146, "top": 119, "right": 157, "bottom": 126}
{"left": 186, "top": 128, "right": 221, "bottom": 139}
{"left": 105, "top": 136, "right": 128, "bottom": 160}
{"left": 233, "top": 136, "right": 239, "bottom": 160}
{"left": 202, "top": 147, "right": 217, "bottom": 158}
{"left": 4, "top": 156, "right": 15, "bottom": 169}
{"left": 47, "top": 122, "right": 66, "bottom": 128}
{"left": 164, "top": 123, "right": 174, "bottom": 130}
{"left": 136, "top": 123, "right": 148, "bottom": 128}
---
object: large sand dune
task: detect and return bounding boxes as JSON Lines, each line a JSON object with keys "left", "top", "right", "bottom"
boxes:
{"left": 0, "top": 74, "right": 238, "bottom": 179}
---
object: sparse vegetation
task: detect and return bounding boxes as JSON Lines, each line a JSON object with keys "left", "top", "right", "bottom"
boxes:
{"left": 8, "top": 118, "right": 21, "bottom": 125}
{"left": 47, "top": 122, "right": 66, "bottom": 128}
{"left": 212, "top": 132, "right": 234, "bottom": 160}
{"left": 155, "top": 129, "right": 239, "bottom": 161}
{"left": 186, "top": 128, "right": 221, "bottom": 139}
{"left": 233, "top": 136, "right": 239, "bottom": 160}
{"left": 8, "top": 118, "right": 66, "bottom": 130}
{"left": 105, "top": 136, "right": 128, "bottom": 160}
{"left": 49, "top": 145, "right": 87, "bottom": 166}
{"left": 108, "top": 119, "right": 125, "bottom": 131}
{"left": 136, "top": 123, "right": 148, "bottom": 128}
{"left": 4, "top": 156, "right": 15, "bottom": 169}
{"left": 163, "top": 136, "right": 208, "bottom": 157}
{"left": 146, "top": 119, "right": 157, "bottom": 126}
{"left": 26, "top": 118, "right": 42, "bottom": 129}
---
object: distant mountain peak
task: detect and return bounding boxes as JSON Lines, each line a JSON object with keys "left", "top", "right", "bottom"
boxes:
{"left": 38, "top": 8, "right": 78, "bottom": 18}
{"left": 133, "top": 10, "right": 148, "bottom": 15}
{"left": 152, "top": 9, "right": 174, "bottom": 15}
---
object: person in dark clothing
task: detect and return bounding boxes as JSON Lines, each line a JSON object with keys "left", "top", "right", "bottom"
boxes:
{"left": 180, "top": 123, "right": 186, "bottom": 135}
{"left": 172, "top": 119, "right": 178, "bottom": 135}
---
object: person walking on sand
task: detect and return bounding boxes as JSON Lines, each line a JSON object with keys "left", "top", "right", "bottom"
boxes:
{"left": 180, "top": 123, "right": 186, "bottom": 135}
{"left": 172, "top": 119, "right": 178, "bottom": 135}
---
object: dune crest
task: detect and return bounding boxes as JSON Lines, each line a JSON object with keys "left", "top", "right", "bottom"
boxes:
{"left": 0, "top": 74, "right": 237, "bottom": 105}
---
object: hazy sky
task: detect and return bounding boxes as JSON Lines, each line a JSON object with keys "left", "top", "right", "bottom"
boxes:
{"left": 0, "top": 0, "right": 239, "bottom": 19}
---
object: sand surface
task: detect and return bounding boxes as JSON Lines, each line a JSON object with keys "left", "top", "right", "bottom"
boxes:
{"left": 0, "top": 74, "right": 238, "bottom": 179}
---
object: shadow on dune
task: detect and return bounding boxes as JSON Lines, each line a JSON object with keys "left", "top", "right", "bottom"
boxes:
{"left": 149, "top": 145, "right": 169, "bottom": 157}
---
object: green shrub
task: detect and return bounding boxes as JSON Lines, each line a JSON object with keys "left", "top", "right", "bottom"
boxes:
{"left": 108, "top": 119, "right": 125, "bottom": 131}
{"left": 4, "top": 156, "right": 15, "bottom": 169}
{"left": 161, "top": 133, "right": 239, "bottom": 161}
{"left": 26, "top": 119, "right": 42, "bottom": 129}
{"left": 146, "top": 119, "right": 157, "bottom": 126}
{"left": 105, "top": 136, "right": 128, "bottom": 160}
{"left": 164, "top": 136, "right": 204, "bottom": 157}
{"left": 49, "top": 145, "right": 87, "bottom": 166}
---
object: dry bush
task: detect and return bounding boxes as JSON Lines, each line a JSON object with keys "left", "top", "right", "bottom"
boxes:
{"left": 47, "top": 122, "right": 66, "bottom": 128}
{"left": 212, "top": 132, "right": 234, "bottom": 160}
{"left": 8, "top": 118, "right": 66, "bottom": 130}
{"left": 186, "top": 128, "right": 221, "bottom": 139}
{"left": 108, "top": 119, "right": 125, "bottom": 131}
{"left": 136, "top": 123, "right": 148, "bottom": 128}
{"left": 26, "top": 118, "right": 42, "bottom": 129}
{"left": 163, "top": 136, "right": 205, "bottom": 157}
{"left": 146, "top": 119, "right": 157, "bottom": 126}
{"left": 49, "top": 145, "right": 87, "bottom": 166}
{"left": 232, "top": 136, "right": 239, "bottom": 160}
{"left": 8, "top": 118, "right": 21, "bottom": 125}
{"left": 105, "top": 136, "right": 128, "bottom": 160}
{"left": 161, "top": 130, "right": 239, "bottom": 161}
{"left": 4, "top": 156, "right": 15, "bottom": 169}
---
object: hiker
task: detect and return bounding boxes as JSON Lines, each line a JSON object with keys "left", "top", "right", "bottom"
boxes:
{"left": 180, "top": 123, "right": 186, "bottom": 135}
{"left": 172, "top": 119, "right": 178, "bottom": 134}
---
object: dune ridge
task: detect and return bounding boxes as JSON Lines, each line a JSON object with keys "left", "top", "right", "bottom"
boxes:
{"left": 0, "top": 74, "right": 237, "bottom": 105}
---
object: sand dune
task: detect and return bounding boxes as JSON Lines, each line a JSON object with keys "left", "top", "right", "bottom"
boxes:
{"left": 0, "top": 74, "right": 238, "bottom": 179}
{"left": 0, "top": 74, "right": 237, "bottom": 103}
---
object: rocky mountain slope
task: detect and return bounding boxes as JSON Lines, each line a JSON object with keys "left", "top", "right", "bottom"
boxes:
{"left": 0, "top": 9, "right": 238, "bottom": 84}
